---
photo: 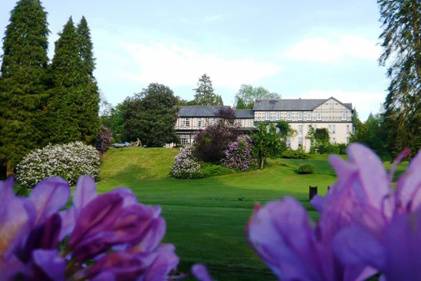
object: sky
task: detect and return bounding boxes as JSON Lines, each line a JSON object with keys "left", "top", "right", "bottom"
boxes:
{"left": 0, "top": 0, "right": 389, "bottom": 120}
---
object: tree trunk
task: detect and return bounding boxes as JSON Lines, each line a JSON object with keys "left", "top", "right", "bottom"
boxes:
{"left": 6, "top": 160, "right": 14, "bottom": 177}
{"left": 259, "top": 157, "right": 265, "bottom": 169}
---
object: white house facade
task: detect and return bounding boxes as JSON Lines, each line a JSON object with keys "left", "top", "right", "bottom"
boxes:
{"left": 175, "top": 97, "right": 353, "bottom": 151}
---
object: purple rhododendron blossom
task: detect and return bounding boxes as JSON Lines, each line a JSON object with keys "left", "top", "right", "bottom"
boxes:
{"left": 0, "top": 176, "right": 178, "bottom": 281}
{"left": 247, "top": 143, "right": 421, "bottom": 281}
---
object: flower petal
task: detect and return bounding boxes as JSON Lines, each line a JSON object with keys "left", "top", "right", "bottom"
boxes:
{"left": 248, "top": 197, "right": 321, "bottom": 281}
{"left": 32, "top": 249, "right": 65, "bottom": 281}
{"left": 192, "top": 264, "right": 213, "bottom": 281}
{"left": 347, "top": 144, "right": 390, "bottom": 210}
{"left": 0, "top": 178, "right": 33, "bottom": 258}
{"left": 333, "top": 226, "right": 385, "bottom": 270}
{"left": 396, "top": 150, "right": 421, "bottom": 211}
{"left": 74, "top": 176, "right": 97, "bottom": 213}
{"left": 29, "top": 177, "right": 70, "bottom": 225}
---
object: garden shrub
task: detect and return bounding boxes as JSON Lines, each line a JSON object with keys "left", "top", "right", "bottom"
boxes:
{"left": 201, "top": 163, "right": 234, "bottom": 177}
{"left": 296, "top": 163, "right": 314, "bottom": 174}
{"left": 223, "top": 135, "right": 255, "bottom": 171}
{"left": 281, "top": 148, "right": 309, "bottom": 159}
{"left": 96, "top": 125, "right": 113, "bottom": 154}
{"left": 171, "top": 146, "right": 202, "bottom": 179}
{"left": 194, "top": 123, "right": 238, "bottom": 163}
{"left": 16, "top": 142, "right": 100, "bottom": 188}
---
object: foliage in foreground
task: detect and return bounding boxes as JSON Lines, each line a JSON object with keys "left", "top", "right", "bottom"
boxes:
{"left": 0, "top": 176, "right": 178, "bottom": 281}
{"left": 16, "top": 142, "right": 100, "bottom": 188}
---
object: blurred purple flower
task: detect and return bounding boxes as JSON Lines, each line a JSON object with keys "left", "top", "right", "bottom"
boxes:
{"left": 248, "top": 197, "right": 372, "bottom": 281}
{"left": 0, "top": 176, "right": 178, "bottom": 281}
{"left": 248, "top": 144, "right": 421, "bottom": 281}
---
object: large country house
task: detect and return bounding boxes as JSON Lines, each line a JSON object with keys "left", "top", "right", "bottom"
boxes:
{"left": 175, "top": 97, "right": 353, "bottom": 152}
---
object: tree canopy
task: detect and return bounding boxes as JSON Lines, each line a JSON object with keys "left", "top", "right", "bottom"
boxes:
{"left": 235, "top": 85, "right": 281, "bottom": 109}
{"left": 122, "top": 83, "right": 178, "bottom": 146}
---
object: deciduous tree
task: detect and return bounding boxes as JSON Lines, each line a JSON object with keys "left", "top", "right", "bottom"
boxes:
{"left": 235, "top": 85, "right": 280, "bottom": 109}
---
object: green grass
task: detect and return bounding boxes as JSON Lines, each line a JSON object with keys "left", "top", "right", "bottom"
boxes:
{"left": 97, "top": 147, "right": 407, "bottom": 281}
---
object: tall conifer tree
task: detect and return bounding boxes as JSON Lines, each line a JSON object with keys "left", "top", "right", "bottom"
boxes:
{"left": 47, "top": 17, "right": 84, "bottom": 143}
{"left": 76, "top": 16, "right": 99, "bottom": 143}
{"left": 0, "top": 0, "right": 49, "bottom": 174}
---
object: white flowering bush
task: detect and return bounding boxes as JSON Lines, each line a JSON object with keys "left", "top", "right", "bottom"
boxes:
{"left": 16, "top": 142, "right": 100, "bottom": 188}
{"left": 171, "top": 146, "right": 202, "bottom": 179}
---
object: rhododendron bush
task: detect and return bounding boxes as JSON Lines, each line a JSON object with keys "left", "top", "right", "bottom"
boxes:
{"left": 222, "top": 135, "right": 255, "bottom": 171}
{"left": 2, "top": 144, "right": 421, "bottom": 281}
{"left": 171, "top": 146, "right": 202, "bottom": 179}
{"left": 16, "top": 142, "right": 100, "bottom": 188}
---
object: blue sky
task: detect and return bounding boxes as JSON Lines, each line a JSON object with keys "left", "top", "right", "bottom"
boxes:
{"left": 0, "top": 0, "right": 388, "bottom": 119}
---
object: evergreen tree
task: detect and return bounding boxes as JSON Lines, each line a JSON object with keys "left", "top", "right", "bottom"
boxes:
{"left": 77, "top": 16, "right": 99, "bottom": 143}
{"left": 0, "top": 0, "right": 49, "bottom": 175}
{"left": 378, "top": 0, "right": 421, "bottom": 154}
{"left": 47, "top": 17, "right": 84, "bottom": 143}
{"left": 192, "top": 74, "right": 223, "bottom": 105}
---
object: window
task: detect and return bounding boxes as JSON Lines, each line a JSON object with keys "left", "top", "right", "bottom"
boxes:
{"left": 342, "top": 111, "right": 347, "bottom": 120}
{"left": 181, "top": 137, "right": 189, "bottom": 145}
{"left": 198, "top": 119, "right": 202, "bottom": 128}
{"left": 287, "top": 112, "right": 291, "bottom": 120}
{"left": 270, "top": 112, "right": 277, "bottom": 121}
{"left": 183, "top": 118, "right": 190, "bottom": 127}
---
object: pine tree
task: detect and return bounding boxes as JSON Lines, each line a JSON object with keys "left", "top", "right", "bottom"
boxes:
{"left": 47, "top": 17, "right": 84, "bottom": 143}
{"left": 192, "top": 74, "right": 223, "bottom": 105}
{"left": 379, "top": 0, "right": 421, "bottom": 154}
{"left": 0, "top": 0, "right": 49, "bottom": 175}
{"left": 77, "top": 16, "right": 99, "bottom": 143}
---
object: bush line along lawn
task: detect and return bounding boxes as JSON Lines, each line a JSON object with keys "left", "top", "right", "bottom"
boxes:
{"left": 97, "top": 147, "right": 406, "bottom": 281}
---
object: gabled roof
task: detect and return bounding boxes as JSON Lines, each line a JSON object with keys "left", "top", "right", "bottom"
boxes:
{"left": 253, "top": 98, "right": 353, "bottom": 111}
{"left": 178, "top": 106, "right": 254, "bottom": 119}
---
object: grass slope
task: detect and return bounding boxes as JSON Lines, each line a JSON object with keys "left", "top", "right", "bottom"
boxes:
{"left": 98, "top": 148, "right": 337, "bottom": 281}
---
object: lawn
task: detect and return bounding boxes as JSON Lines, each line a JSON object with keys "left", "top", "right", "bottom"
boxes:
{"left": 97, "top": 147, "right": 337, "bottom": 281}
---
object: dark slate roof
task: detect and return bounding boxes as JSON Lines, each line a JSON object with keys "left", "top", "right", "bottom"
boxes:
{"left": 178, "top": 106, "right": 254, "bottom": 119}
{"left": 178, "top": 106, "right": 228, "bottom": 117}
{"left": 235, "top": 109, "right": 254, "bottom": 119}
{"left": 253, "top": 98, "right": 352, "bottom": 111}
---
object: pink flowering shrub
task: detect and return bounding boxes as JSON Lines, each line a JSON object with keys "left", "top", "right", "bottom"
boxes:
{"left": 222, "top": 135, "right": 255, "bottom": 171}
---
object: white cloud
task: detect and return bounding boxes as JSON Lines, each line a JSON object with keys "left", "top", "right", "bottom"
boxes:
{"left": 299, "top": 89, "right": 386, "bottom": 120}
{"left": 120, "top": 42, "right": 281, "bottom": 89}
{"left": 284, "top": 35, "right": 380, "bottom": 64}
